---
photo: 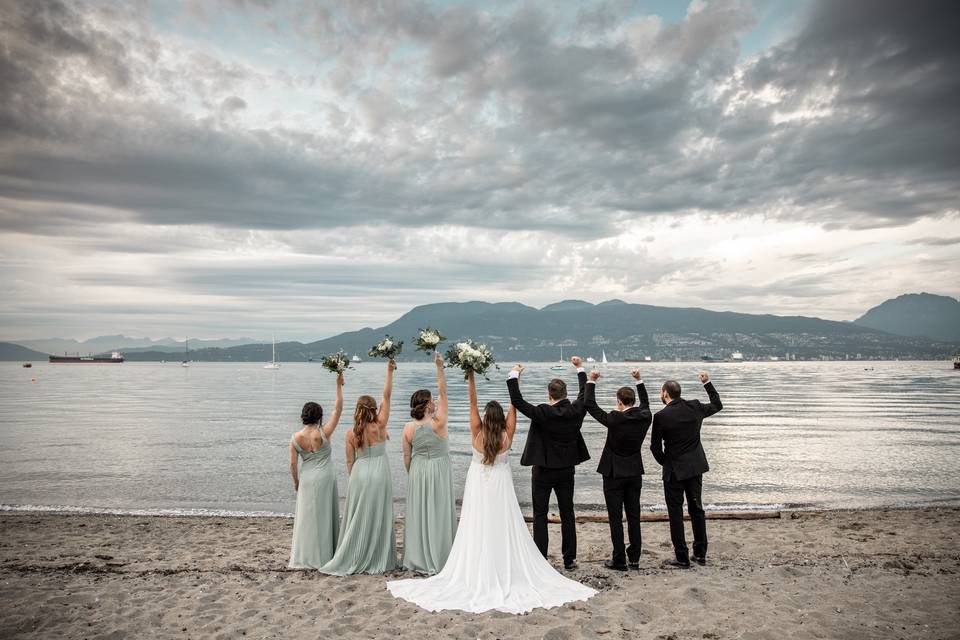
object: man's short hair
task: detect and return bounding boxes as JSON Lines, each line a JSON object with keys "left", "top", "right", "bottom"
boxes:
{"left": 662, "top": 380, "right": 681, "bottom": 399}
{"left": 616, "top": 386, "right": 636, "bottom": 406}
{"left": 547, "top": 378, "right": 567, "bottom": 401}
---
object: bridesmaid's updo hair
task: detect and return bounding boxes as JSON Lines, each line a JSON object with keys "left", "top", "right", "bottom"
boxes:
{"left": 353, "top": 395, "right": 379, "bottom": 448}
{"left": 409, "top": 389, "right": 432, "bottom": 420}
{"left": 301, "top": 401, "right": 323, "bottom": 425}
{"left": 480, "top": 401, "right": 507, "bottom": 465}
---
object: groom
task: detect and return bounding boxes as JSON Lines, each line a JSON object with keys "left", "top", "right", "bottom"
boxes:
{"left": 650, "top": 371, "right": 723, "bottom": 567}
{"left": 507, "top": 357, "right": 590, "bottom": 570}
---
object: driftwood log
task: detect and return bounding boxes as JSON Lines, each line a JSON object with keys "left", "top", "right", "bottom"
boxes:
{"left": 523, "top": 511, "right": 781, "bottom": 524}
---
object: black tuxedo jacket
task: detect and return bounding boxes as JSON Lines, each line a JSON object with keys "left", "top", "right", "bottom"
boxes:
{"left": 508, "top": 370, "right": 590, "bottom": 469}
{"left": 585, "top": 381, "right": 652, "bottom": 478}
{"left": 650, "top": 382, "right": 723, "bottom": 481}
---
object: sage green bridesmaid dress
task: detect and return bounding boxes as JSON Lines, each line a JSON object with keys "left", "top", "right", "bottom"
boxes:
{"left": 288, "top": 432, "right": 339, "bottom": 569}
{"left": 402, "top": 424, "right": 457, "bottom": 573}
{"left": 319, "top": 441, "right": 397, "bottom": 575}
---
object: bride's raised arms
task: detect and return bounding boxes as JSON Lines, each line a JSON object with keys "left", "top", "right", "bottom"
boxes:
{"left": 467, "top": 369, "right": 482, "bottom": 441}
{"left": 504, "top": 402, "right": 517, "bottom": 451}
{"left": 322, "top": 372, "right": 345, "bottom": 439}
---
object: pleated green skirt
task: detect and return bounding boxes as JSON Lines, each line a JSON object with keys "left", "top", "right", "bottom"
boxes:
{"left": 402, "top": 453, "right": 456, "bottom": 573}
{"left": 320, "top": 442, "right": 397, "bottom": 575}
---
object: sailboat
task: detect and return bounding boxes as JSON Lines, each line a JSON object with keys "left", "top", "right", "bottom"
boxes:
{"left": 601, "top": 350, "right": 608, "bottom": 364}
{"left": 180, "top": 338, "right": 190, "bottom": 367}
{"left": 550, "top": 345, "right": 566, "bottom": 370}
{"left": 264, "top": 336, "right": 281, "bottom": 369}
{"left": 351, "top": 353, "right": 362, "bottom": 363}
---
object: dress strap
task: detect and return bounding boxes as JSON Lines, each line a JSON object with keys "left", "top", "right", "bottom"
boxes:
{"left": 290, "top": 435, "right": 302, "bottom": 453}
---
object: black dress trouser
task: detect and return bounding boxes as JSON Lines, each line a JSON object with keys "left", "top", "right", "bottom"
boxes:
{"left": 663, "top": 472, "right": 707, "bottom": 560}
{"left": 531, "top": 465, "right": 576, "bottom": 564}
{"left": 603, "top": 475, "right": 643, "bottom": 565}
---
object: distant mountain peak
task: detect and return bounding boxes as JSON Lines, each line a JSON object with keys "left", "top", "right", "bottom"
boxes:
{"left": 598, "top": 298, "right": 627, "bottom": 306}
{"left": 540, "top": 300, "right": 594, "bottom": 312}
{"left": 855, "top": 292, "right": 960, "bottom": 342}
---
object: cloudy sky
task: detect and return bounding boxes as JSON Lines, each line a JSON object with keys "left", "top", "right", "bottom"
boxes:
{"left": 1, "top": 0, "right": 958, "bottom": 341}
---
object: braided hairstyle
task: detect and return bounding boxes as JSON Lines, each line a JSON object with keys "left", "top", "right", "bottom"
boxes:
{"left": 409, "top": 389, "right": 432, "bottom": 420}
{"left": 301, "top": 401, "right": 323, "bottom": 426}
{"left": 353, "top": 395, "right": 379, "bottom": 449}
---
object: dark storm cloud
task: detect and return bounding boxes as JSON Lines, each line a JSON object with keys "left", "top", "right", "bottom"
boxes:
{"left": 1, "top": 0, "right": 958, "bottom": 240}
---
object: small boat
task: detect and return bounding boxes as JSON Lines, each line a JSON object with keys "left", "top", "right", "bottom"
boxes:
{"left": 181, "top": 337, "right": 190, "bottom": 367}
{"left": 644, "top": 356, "right": 652, "bottom": 362}
{"left": 953, "top": 353, "right": 960, "bottom": 370}
{"left": 731, "top": 351, "right": 744, "bottom": 362}
{"left": 550, "top": 345, "right": 566, "bottom": 370}
{"left": 264, "top": 335, "right": 281, "bottom": 369}
{"left": 585, "top": 356, "right": 596, "bottom": 363}
{"left": 351, "top": 353, "right": 362, "bottom": 363}
{"left": 22, "top": 362, "right": 32, "bottom": 368}
{"left": 601, "top": 350, "right": 608, "bottom": 364}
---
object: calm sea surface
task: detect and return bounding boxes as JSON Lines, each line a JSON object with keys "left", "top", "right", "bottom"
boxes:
{"left": 1, "top": 360, "right": 958, "bottom": 516}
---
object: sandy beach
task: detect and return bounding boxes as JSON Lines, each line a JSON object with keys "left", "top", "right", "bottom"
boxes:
{"left": 1, "top": 507, "right": 957, "bottom": 639}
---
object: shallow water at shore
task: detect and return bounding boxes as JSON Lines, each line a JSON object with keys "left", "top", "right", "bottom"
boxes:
{"left": 1, "top": 360, "right": 958, "bottom": 516}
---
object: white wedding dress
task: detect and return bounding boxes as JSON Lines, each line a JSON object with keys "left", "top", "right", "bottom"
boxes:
{"left": 386, "top": 449, "right": 597, "bottom": 614}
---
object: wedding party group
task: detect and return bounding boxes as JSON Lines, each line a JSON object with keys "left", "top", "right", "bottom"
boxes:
{"left": 287, "top": 347, "right": 723, "bottom": 615}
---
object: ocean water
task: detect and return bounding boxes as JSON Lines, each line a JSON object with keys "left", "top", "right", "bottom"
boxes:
{"left": 1, "top": 360, "right": 958, "bottom": 517}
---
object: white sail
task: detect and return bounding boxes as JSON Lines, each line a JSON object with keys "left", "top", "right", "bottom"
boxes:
{"left": 601, "top": 350, "right": 608, "bottom": 364}
{"left": 264, "top": 335, "right": 281, "bottom": 369}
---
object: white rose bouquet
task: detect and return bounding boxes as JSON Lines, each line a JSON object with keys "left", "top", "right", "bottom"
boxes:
{"left": 414, "top": 327, "right": 446, "bottom": 353}
{"left": 321, "top": 350, "right": 352, "bottom": 374}
{"left": 444, "top": 339, "right": 496, "bottom": 379}
{"left": 368, "top": 335, "right": 403, "bottom": 360}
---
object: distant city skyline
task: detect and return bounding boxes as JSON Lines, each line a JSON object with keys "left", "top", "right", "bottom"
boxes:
{"left": 1, "top": 0, "right": 958, "bottom": 341}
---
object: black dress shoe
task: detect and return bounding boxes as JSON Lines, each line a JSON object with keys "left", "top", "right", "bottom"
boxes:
{"left": 564, "top": 560, "right": 578, "bottom": 570}
{"left": 628, "top": 561, "right": 640, "bottom": 570}
{"left": 664, "top": 559, "right": 691, "bottom": 569}
{"left": 604, "top": 560, "right": 628, "bottom": 572}
{"left": 692, "top": 555, "right": 706, "bottom": 566}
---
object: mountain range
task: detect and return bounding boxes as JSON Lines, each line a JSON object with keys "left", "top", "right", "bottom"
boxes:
{"left": 5, "top": 293, "right": 957, "bottom": 363}
{"left": 13, "top": 335, "right": 262, "bottom": 356}
{"left": 854, "top": 293, "right": 960, "bottom": 342}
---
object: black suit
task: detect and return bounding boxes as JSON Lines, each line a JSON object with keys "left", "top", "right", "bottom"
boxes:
{"left": 650, "top": 381, "right": 723, "bottom": 561}
{"left": 585, "top": 380, "right": 651, "bottom": 566}
{"left": 507, "top": 370, "right": 589, "bottom": 564}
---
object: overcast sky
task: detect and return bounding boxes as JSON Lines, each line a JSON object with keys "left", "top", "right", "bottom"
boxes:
{"left": 1, "top": 0, "right": 958, "bottom": 341}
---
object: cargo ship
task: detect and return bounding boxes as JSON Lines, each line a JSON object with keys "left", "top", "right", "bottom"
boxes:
{"left": 49, "top": 351, "right": 125, "bottom": 364}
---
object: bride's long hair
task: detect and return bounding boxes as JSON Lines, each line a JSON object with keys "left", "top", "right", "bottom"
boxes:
{"left": 353, "top": 395, "right": 378, "bottom": 448}
{"left": 480, "top": 400, "right": 507, "bottom": 465}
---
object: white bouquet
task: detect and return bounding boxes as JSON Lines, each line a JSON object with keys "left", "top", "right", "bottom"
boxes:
{"left": 444, "top": 339, "right": 496, "bottom": 379}
{"left": 414, "top": 327, "right": 446, "bottom": 353}
{"left": 321, "top": 350, "right": 351, "bottom": 374}
{"left": 368, "top": 335, "right": 403, "bottom": 360}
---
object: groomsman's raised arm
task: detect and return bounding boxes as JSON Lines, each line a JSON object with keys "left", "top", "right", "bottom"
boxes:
{"left": 696, "top": 371, "right": 723, "bottom": 417}
{"left": 571, "top": 356, "right": 587, "bottom": 408}
{"left": 506, "top": 364, "right": 546, "bottom": 422}
{"left": 632, "top": 369, "right": 650, "bottom": 409}
{"left": 584, "top": 370, "right": 612, "bottom": 427}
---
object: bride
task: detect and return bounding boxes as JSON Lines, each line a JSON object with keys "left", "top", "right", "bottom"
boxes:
{"left": 386, "top": 365, "right": 597, "bottom": 614}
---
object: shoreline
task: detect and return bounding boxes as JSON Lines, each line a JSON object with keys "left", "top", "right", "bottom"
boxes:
{"left": 2, "top": 507, "right": 959, "bottom": 638}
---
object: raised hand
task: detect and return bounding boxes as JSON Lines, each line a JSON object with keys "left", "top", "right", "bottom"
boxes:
{"left": 698, "top": 371, "right": 710, "bottom": 384}
{"left": 512, "top": 363, "right": 524, "bottom": 375}
{"left": 388, "top": 359, "right": 398, "bottom": 372}
{"left": 337, "top": 371, "right": 345, "bottom": 386}
{"left": 588, "top": 370, "right": 600, "bottom": 382}
{"left": 570, "top": 356, "right": 583, "bottom": 368}
{"left": 630, "top": 368, "right": 641, "bottom": 381}
{"left": 434, "top": 351, "right": 443, "bottom": 367}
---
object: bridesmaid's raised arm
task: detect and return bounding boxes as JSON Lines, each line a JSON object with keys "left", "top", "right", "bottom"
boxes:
{"left": 467, "top": 370, "right": 482, "bottom": 440}
{"left": 322, "top": 372, "right": 345, "bottom": 439}
{"left": 289, "top": 438, "right": 300, "bottom": 492}
{"left": 377, "top": 359, "right": 396, "bottom": 439}
{"left": 505, "top": 403, "right": 517, "bottom": 449}
{"left": 434, "top": 351, "right": 448, "bottom": 430}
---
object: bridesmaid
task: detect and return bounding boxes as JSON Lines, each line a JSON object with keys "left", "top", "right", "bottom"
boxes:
{"left": 288, "top": 371, "right": 344, "bottom": 569}
{"left": 320, "top": 359, "right": 398, "bottom": 575}
{"left": 401, "top": 351, "right": 455, "bottom": 573}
